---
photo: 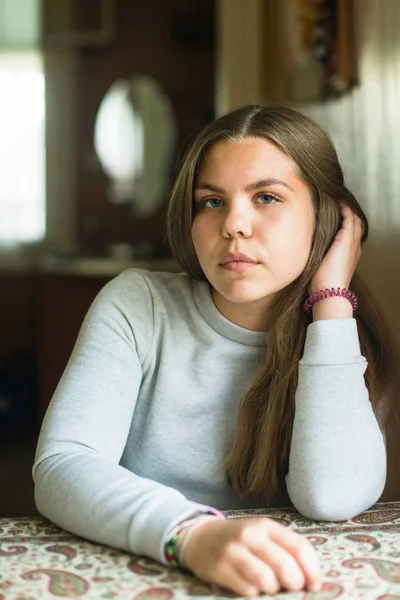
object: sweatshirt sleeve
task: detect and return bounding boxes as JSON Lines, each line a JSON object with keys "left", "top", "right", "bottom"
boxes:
{"left": 286, "top": 318, "right": 386, "bottom": 522}
{"left": 33, "top": 270, "right": 219, "bottom": 564}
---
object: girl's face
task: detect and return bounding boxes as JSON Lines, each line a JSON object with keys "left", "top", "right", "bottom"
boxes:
{"left": 191, "top": 137, "right": 315, "bottom": 330}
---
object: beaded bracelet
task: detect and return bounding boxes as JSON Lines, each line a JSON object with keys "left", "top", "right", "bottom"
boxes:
{"left": 165, "top": 511, "right": 225, "bottom": 568}
{"left": 165, "top": 525, "right": 186, "bottom": 567}
{"left": 303, "top": 287, "right": 358, "bottom": 315}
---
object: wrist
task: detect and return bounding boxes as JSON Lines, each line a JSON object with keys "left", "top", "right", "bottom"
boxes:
{"left": 177, "top": 517, "right": 223, "bottom": 572}
{"left": 304, "top": 286, "right": 357, "bottom": 320}
{"left": 176, "top": 516, "right": 219, "bottom": 568}
{"left": 310, "top": 280, "right": 349, "bottom": 294}
{"left": 165, "top": 512, "right": 225, "bottom": 569}
{"left": 311, "top": 295, "right": 353, "bottom": 321}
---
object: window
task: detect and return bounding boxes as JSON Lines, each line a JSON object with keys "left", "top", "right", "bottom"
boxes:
{"left": 0, "top": 50, "right": 45, "bottom": 245}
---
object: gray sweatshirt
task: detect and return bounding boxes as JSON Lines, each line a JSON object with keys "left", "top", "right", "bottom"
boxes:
{"left": 33, "top": 269, "right": 386, "bottom": 564}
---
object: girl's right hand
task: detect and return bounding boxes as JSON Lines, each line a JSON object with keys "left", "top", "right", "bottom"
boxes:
{"left": 181, "top": 517, "right": 322, "bottom": 596}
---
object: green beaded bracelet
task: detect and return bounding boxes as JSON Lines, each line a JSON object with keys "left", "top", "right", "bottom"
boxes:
{"left": 164, "top": 510, "right": 225, "bottom": 568}
{"left": 165, "top": 529, "right": 182, "bottom": 567}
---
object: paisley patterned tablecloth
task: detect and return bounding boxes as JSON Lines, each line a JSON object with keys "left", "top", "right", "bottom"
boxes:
{"left": 1, "top": 502, "right": 399, "bottom": 599}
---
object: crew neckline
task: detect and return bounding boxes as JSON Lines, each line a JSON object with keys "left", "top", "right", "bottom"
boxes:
{"left": 192, "top": 278, "right": 267, "bottom": 347}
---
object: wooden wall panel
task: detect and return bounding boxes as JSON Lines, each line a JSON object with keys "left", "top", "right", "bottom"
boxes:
{"left": 299, "top": 0, "right": 400, "bottom": 501}
{"left": 0, "top": 274, "right": 36, "bottom": 366}
{"left": 75, "top": 0, "right": 215, "bottom": 255}
{"left": 0, "top": 273, "right": 37, "bottom": 429}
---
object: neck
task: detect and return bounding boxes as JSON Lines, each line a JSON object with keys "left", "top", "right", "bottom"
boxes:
{"left": 211, "top": 288, "right": 271, "bottom": 331}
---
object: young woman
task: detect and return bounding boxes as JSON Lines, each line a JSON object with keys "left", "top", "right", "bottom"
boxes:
{"left": 33, "top": 104, "right": 398, "bottom": 597}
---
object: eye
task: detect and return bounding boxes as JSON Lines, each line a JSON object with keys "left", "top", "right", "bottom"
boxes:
{"left": 200, "top": 197, "right": 224, "bottom": 209}
{"left": 256, "top": 193, "right": 279, "bottom": 205}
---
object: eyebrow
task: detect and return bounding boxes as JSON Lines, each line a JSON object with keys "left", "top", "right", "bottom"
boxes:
{"left": 195, "top": 178, "right": 294, "bottom": 193}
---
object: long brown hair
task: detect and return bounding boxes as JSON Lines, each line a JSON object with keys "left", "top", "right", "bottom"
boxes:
{"left": 166, "top": 104, "right": 399, "bottom": 504}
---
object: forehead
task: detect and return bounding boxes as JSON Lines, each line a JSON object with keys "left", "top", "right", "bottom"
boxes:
{"left": 199, "top": 137, "right": 299, "bottom": 178}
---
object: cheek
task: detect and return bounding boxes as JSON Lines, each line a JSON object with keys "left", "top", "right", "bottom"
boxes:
{"left": 192, "top": 216, "right": 216, "bottom": 249}
{"left": 291, "top": 222, "right": 314, "bottom": 259}
{"left": 191, "top": 219, "right": 200, "bottom": 241}
{"left": 191, "top": 219, "right": 207, "bottom": 256}
{"left": 294, "top": 224, "right": 314, "bottom": 272}
{"left": 271, "top": 213, "right": 314, "bottom": 270}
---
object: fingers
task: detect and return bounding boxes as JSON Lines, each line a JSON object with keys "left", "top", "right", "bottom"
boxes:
{"left": 213, "top": 562, "right": 261, "bottom": 597}
{"left": 196, "top": 545, "right": 280, "bottom": 597}
{"left": 340, "top": 203, "right": 363, "bottom": 242}
{"left": 253, "top": 538, "right": 306, "bottom": 591}
{"left": 183, "top": 517, "right": 322, "bottom": 597}
{"left": 233, "top": 520, "right": 321, "bottom": 594}
{"left": 233, "top": 546, "right": 280, "bottom": 596}
{"left": 266, "top": 519, "right": 322, "bottom": 591}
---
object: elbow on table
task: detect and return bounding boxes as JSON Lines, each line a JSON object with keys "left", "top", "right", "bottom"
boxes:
{"left": 287, "top": 481, "right": 386, "bottom": 522}
{"left": 32, "top": 457, "right": 60, "bottom": 522}
{"left": 32, "top": 471, "right": 47, "bottom": 517}
{"left": 34, "top": 487, "right": 49, "bottom": 521}
{"left": 291, "top": 500, "right": 361, "bottom": 522}
{"left": 286, "top": 444, "right": 387, "bottom": 522}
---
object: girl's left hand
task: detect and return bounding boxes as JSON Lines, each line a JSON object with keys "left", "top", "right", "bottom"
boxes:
{"left": 310, "top": 204, "right": 363, "bottom": 293}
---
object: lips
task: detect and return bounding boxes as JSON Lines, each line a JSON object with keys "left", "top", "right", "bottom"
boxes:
{"left": 219, "top": 252, "right": 258, "bottom": 266}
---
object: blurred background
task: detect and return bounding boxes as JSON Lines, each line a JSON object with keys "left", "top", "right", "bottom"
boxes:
{"left": 0, "top": 0, "right": 399, "bottom": 516}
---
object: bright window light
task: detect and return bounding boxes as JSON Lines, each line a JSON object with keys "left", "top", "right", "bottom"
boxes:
{"left": 0, "top": 50, "right": 45, "bottom": 245}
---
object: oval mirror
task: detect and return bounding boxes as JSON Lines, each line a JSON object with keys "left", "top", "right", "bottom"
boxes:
{"left": 94, "top": 75, "right": 176, "bottom": 218}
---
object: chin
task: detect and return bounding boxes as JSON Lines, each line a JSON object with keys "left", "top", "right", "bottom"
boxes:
{"left": 216, "top": 282, "right": 273, "bottom": 305}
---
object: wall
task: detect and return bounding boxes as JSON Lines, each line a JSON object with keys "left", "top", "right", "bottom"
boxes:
{"left": 217, "top": 0, "right": 400, "bottom": 500}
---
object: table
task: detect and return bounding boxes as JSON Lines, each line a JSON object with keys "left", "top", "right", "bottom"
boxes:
{"left": 1, "top": 502, "right": 399, "bottom": 599}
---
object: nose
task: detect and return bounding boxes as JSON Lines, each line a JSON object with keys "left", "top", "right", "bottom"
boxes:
{"left": 221, "top": 201, "right": 252, "bottom": 239}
